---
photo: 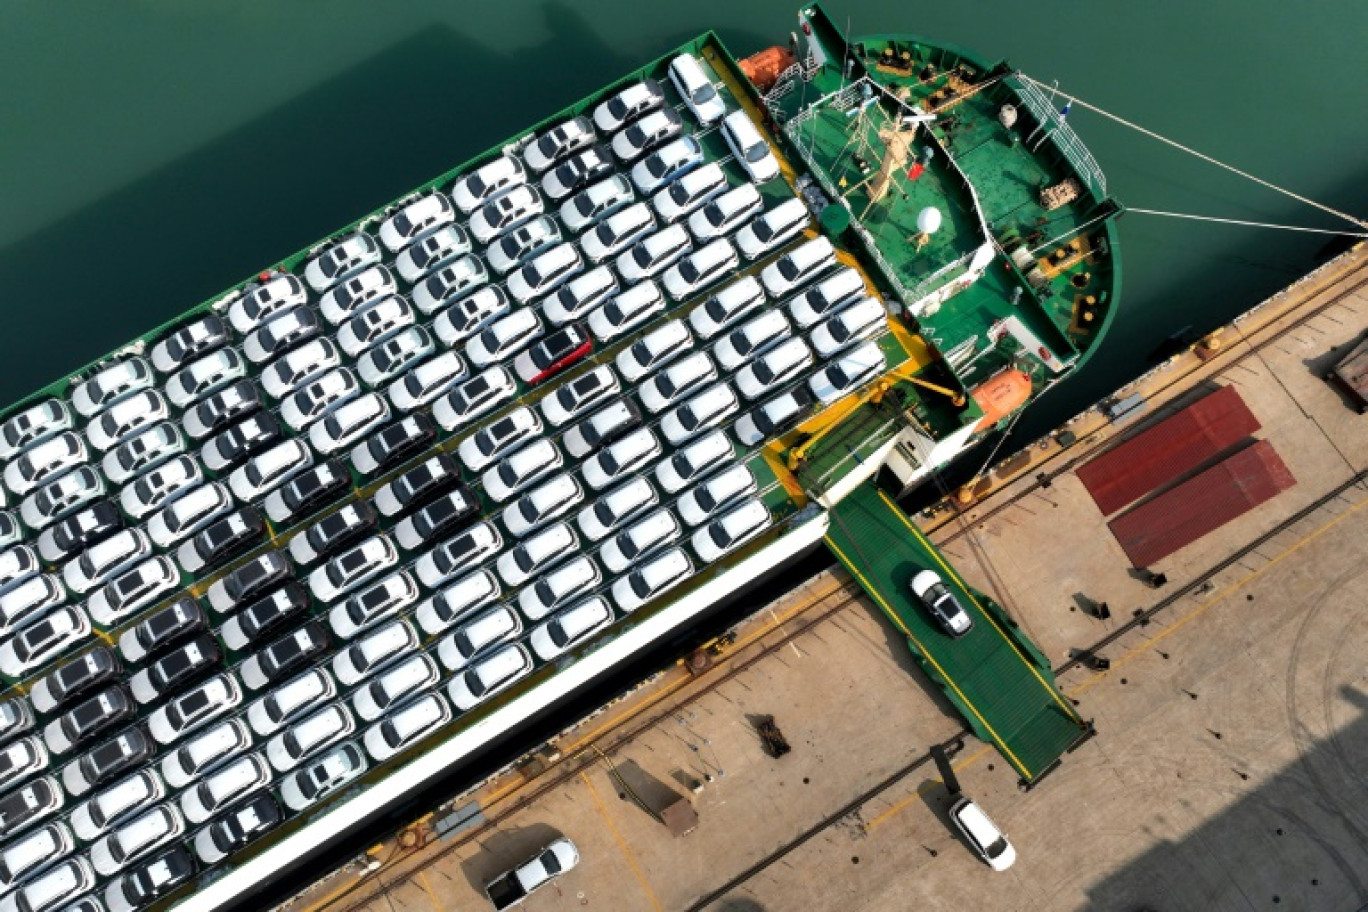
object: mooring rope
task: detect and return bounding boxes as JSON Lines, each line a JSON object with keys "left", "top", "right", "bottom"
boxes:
{"left": 1127, "top": 208, "right": 1368, "bottom": 238}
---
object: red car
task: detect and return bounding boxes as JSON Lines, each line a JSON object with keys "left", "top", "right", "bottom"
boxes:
{"left": 513, "top": 324, "right": 593, "bottom": 385}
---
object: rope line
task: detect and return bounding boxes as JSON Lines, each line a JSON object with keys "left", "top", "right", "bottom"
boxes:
{"left": 1127, "top": 208, "right": 1368, "bottom": 238}
{"left": 1019, "top": 74, "right": 1368, "bottom": 230}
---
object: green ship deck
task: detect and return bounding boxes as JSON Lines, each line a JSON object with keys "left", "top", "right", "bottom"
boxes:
{"left": 824, "top": 484, "right": 1089, "bottom": 783}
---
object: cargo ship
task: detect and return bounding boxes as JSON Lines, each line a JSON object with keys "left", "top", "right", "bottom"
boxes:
{"left": 0, "top": 4, "right": 1119, "bottom": 910}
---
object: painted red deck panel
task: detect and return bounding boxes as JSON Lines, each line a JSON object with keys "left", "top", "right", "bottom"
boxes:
{"left": 1078, "top": 385, "right": 1260, "bottom": 516}
{"left": 1108, "top": 440, "right": 1295, "bottom": 568}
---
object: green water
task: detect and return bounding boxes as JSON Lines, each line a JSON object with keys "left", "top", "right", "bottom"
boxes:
{"left": 2, "top": 0, "right": 1366, "bottom": 437}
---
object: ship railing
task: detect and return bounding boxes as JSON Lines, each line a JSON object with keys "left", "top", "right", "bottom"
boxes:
{"left": 905, "top": 250, "right": 974, "bottom": 305}
{"left": 1007, "top": 74, "right": 1107, "bottom": 197}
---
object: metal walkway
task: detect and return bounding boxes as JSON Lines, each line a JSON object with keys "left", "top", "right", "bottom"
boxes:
{"left": 825, "top": 484, "right": 1089, "bottom": 784}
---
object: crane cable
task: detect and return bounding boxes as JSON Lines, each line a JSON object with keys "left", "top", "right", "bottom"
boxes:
{"left": 1018, "top": 74, "right": 1368, "bottom": 232}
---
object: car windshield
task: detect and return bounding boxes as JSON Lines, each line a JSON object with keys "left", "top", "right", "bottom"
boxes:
{"left": 753, "top": 361, "right": 778, "bottom": 385}
{"left": 678, "top": 261, "right": 701, "bottom": 284}
{"left": 702, "top": 202, "right": 726, "bottom": 228}
{"left": 646, "top": 156, "right": 670, "bottom": 179}
{"left": 629, "top": 573, "right": 653, "bottom": 599}
{"left": 753, "top": 219, "right": 776, "bottom": 243}
{"left": 827, "top": 364, "right": 852, "bottom": 388}
{"left": 391, "top": 212, "right": 415, "bottom": 237}
{"left": 778, "top": 259, "right": 801, "bottom": 281}
{"left": 691, "top": 84, "right": 716, "bottom": 104}
{"left": 517, "top": 498, "right": 542, "bottom": 524}
{"left": 708, "top": 523, "right": 733, "bottom": 549}
{"left": 745, "top": 143, "right": 768, "bottom": 164}
{"left": 593, "top": 502, "right": 618, "bottom": 526}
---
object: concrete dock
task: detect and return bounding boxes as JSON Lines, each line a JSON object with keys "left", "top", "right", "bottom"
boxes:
{"left": 282, "top": 248, "right": 1368, "bottom": 912}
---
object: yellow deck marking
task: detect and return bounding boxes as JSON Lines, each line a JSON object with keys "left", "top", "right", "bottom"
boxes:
{"left": 825, "top": 537, "right": 1031, "bottom": 778}
{"left": 580, "top": 771, "right": 665, "bottom": 912}
{"left": 415, "top": 872, "right": 441, "bottom": 910}
{"left": 863, "top": 745, "right": 993, "bottom": 832}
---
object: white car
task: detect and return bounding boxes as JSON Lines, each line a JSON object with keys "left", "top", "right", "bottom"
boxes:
{"left": 687, "top": 184, "right": 763, "bottom": 241}
{"left": 362, "top": 692, "right": 450, "bottom": 762}
{"left": 101, "top": 423, "right": 182, "bottom": 486}
{"left": 378, "top": 192, "right": 456, "bottom": 251}
{"left": 0, "top": 546, "right": 39, "bottom": 599}
{"left": 149, "top": 314, "right": 227, "bottom": 374}
{"left": 655, "top": 430, "right": 733, "bottom": 494}
{"left": 145, "top": 482, "right": 231, "bottom": 548}
{"left": 807, "top": 339, "right": 886, "bottom": 404}
{"left": 630, "top": 136, "right": 705, "bottom": 194}
{"left": 668, "top": 53, "right": 725, "bottom": 124}
{"left": 228, "top": 440, "right": 311, "bottom": 502}
{"left": 4, "top": 858, "right": 94, "bottom": 912}
{"left": 639, "top": 351, "right": 717, "bottom": 414}
{"left": 89, "top": 804, "right": 185, "bottom": 876}
{"left": 357, "top": 327, "right": 434, "bottom": 386}
{"left": 387, "top": 351, "right": 468, "bottom": 412}
{"left": 147, "top": 675, "right": 241, "bottom": 745}
{"left": 653, "top": 162, "right": 728, "bottom": 223}
{"left": 85, "top": 391, "right": 169, "bottom": 451}
{"left": 528, "top": 596, "right": 613, "bottom": 661}
{"left": 486, "top": 216, "right": 560, "bottom": 275}
{"left": 0, "top": 737, "right": 47, "bottom": 794}
{"left": 482, "top": 439, "right": 563, "bottom": 503}
{"left": 950, "top": 797, "right": 1017, "bottom": 871}
{"left": 576, "top": 477, "right": 657, "bottom": 542}
{"left": 811, "top": 297, "right": 887, "bottom": 356}
{"left": 734, "top": 337, "right": 814, "bottom": 400}
{"left": 542, "top": 266, "right": 619, "bottom": 326}
{"left": 610, "top": 322, "right": 689, "bottom": 385}
{"left": 86, "top": 557, "right": 179, "bottom": 626}
{"left": 677, "top": 463, "right": 757, "bottom": 526}
{"left": 495, "top": 521, "right": 577, "bottom": 587}
{"left": 433, "top": 286, "right": 511, "bottom": 347}
{"left": 227, "top": 274, "right": 307, "bottom": 334}
{"left": 265, "top": 704, "right": 355, "bottom": 772}
{"left": 0, "top": 606, "right": 90, "bottom": 678}
{"left": 599, "top": 508, "right": 681, "bottom": 574}
{"left": 179, "top": 754, "right": 271, "bottom": 825}
{"left": 447, "top": 644, "right": 533, "bottom": 711}
{"left": 518, "top": 556, "right": 601, "bottom": 621}
{"left": 578, "top": 202, "right": 656, "bottom": 263}
{"left": 502, "top": 474, "right": 584, "bottom": 538}
{"left": 457, "top": 406, "right": 541, "bottom": 473}
{"left": 162, "top": 349, "right": 243, "bottom": 411}
{"left": 159, "top": 720, "right": 250, "bottom": 789}
{"left": 469, "top": 185, "right": 543, "bottom": 244}
{"left": 660, "top": 383, "right": 740, "bottom": 445}
{"left": 786, "top": 267, "right": 867, "bottom": 327}
{"left": 0, "top": 575, "right": 63, "bottom": 638}
{"left": 71, "top": 771, "right": 164, "bottom": 841}
{"left": 592, "top": 78, "right": 665, "bottom": 134}
{"left": 522, "top": 116, "right": 596, "bottom": 172}
{"left": 4, "top": 433, "right": 86, "bottom": 498}
{"left": 393, "top": 225, "right": 472, "bottom": 284}
{"left": 309, "top": 392, "right": 390, "bottom": 455}
{"left": 562, "top": 400, "right": 639, "bottom": 460}
{"left": 540, "top": 367, "right": 619, "bottom": 427}
{"left": 414, "top": 522, "right": 503, "bottom": 589}
{"left": 410, "top": 256, "right": 487, "bottom": 315}
{"left": 19, "top": 467, "right": 104, "bottom": 530}
{"left": 760, "top": 237, "right": 837, "bottom": 297}
{"left": 328, "top": 572, "right": 419, "bottom": 639}
{"left": 180, "top": 380, "right": 259, "bottom": 441}
{"left": 560, "top": 175, "right": 634, "bottom": 233}
{"left": 304, "top": 233, "right": 381, "bottom": 292}
{"left": 581, "top": 427, "right": 660, "bottom": 491}
{"left": 713, "top": 308, "right": 793, "bottom": 370}
{"left": 246, "top": 669, "right": 336, "bottom": 737}
{"left": 331, "top": 620, "right": 418, "bottom": 686}
{"left": 260, "top": 338, "right": 340, "bottom": 399}
{"left": 435, "top": 606, "right": 522, "bottom": 670}
{"left": 0, "top": 401, "right": 72, "bottom": 462}
{"left": 71, "top": 358, "right": 154, "bottom": 418}
{"left": 337, "top": 297, "right": 415, "bottom": 358}
{"left": 241, "top": 306, "right": 319, "bottom": 364}
{"left": 611, "top": 547, "right": 693, "bottom": 612}
{"left": 278, "top": 742, "right": 367, "bottom": 812}
{"left": 662, "top": 239, "right": 739, "bottom": 301}
{"left": 306, "top": 536, "right": 399, "bottom": 603}
{"left": 432, "top": 367, "right": 517, "bottom": 431}
{"left": 540, "top": 144, "right": 613, "bottom": 201}
{"left": 587, "top": 281, "right": 666, "bottom": 342}
{"left": 451, "top": 155, "right": 526, "bottom": 212}
{"left": 352, "top": 654, "right": 439, "bottom": 722}
{"left": 720, "top": 109, "right": 780, "bottom": 184}
{"left": 734, "top": 197, "right": 810, "bottom": 259}
{"left": 413, "top": 569, "right": 500, "bottom": 636}
{"left": 0, "top": 823, "right": 74, "bottom": 893}
{"left": 507, "top": 244, "right": 584, "bottom": 304}
{"left": 687, "top": 276, "right": 766, "bottom": 339}
{"left": 615, "top": 223, "right": 692, "bottom": 284}
{"left": 120, "top": 455, "right": 201, "bottom": 520}
{"left": 280, "top": 368, "right": 360, "bottom": 431}
{"left": 318, "top": 265, "right": 396, "bottom": 324}
{"left": 692, "top": 497, "right": 771, "bottom": 562}
{"left": 610, "top": 108, "right": 683, "bottom": 162}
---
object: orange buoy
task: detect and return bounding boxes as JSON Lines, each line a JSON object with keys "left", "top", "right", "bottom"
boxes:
{"left": 970, "top": 368, "right": 1033, "bottom": 432}
{"left": 740, "top": 47, "right": 795, "bottom": 92}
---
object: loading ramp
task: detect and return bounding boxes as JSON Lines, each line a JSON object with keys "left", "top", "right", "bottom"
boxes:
{"left": 825, "top": 484, "right": 1090, "bottom": 784}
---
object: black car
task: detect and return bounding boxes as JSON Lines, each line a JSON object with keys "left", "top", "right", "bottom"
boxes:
{"left": 247, "top": 621, "right": 329, "bottom": 689}
{"left": 266, "top": 459, "right": 351, "bottom": 524}
{"left": 36, "top": 500, "right": 123, "bottom": 564}
{"left": 131, "top": 635, "right": 221, "bottom": 703}
{"left": 207, "top": 551, "right": 291, "bottom": 615}
{"left": 353, "top": 414, "right": 436, "bottom": 476}
{"left": 152, "top": 314, "right": 227, "bottom": 372}
{"left": 187, "top": 379, "right": 262, "bottom": 439}
{"left": 290, "top": 501, "right": 378, "bottom": 565}
{"left": 201, "top": 413, "right": 281, "bottom": 472}
{"left": 396, "top": 488, "right": 479, "bottom": 549}
{"left": 220, "top": 583, "right": 309, "bottom": 651}
{"left": 120, "top": 597, "right": 206, "bottom": 663}
{"left": 30, "top": 646, "right": 120, "bottom": 714}
{"left": 65, "top": 725, "right": 154, "bottom": 794}
{"left": 111, "top": 845, "right": 196, "bottom": 910}
{"left": 180, "top": 506, "right": 265, "bottom": 573}
{"left": 198, "top": 792, "right": 283, "bottom": 862}
{"left": 0, "top": 779, "right": 59, "bottom": 838}
{"left": 373, "top": 453, "right": 460, "bottom": 518}
{"left": 546, "top": 144, "right": 614, "bottom": 198}
{"left": 46, "top": 686, "right": 134, "bottom": 753}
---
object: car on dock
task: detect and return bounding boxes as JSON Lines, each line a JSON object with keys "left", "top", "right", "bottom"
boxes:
{"left": 949, "top": 796, "right": 1015, "bottom": 870}
{"left": 483, "top": 837, "right": 579, "bottom": 910}
{"left": 909, "top": 569, "right": 973, "bottom": 638}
